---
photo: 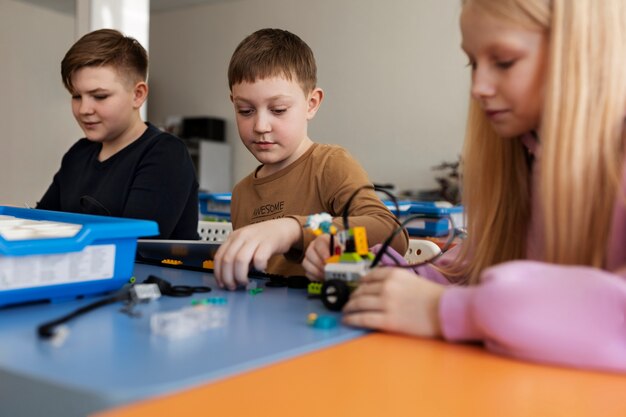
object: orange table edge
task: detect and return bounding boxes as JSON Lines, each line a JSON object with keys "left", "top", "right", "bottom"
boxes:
{"left": 94, "top": 333, "right": 626, "bottom": 417}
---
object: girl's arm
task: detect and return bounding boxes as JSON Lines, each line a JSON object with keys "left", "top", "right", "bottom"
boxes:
{"left": 344, "top": 260, "right": 626, "bottom": 372}
{"left": 440, "top": 260, "right": 626, "bottom": 372}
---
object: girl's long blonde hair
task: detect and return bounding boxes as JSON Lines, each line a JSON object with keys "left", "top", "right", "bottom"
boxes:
{"left": 448, "top": 0, "right": 626, "bottom": 284}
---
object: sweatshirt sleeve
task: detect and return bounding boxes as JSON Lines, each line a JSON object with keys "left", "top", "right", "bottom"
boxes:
{"left": 292, "top": 147, "right": 408, "bottom": 256}
{"left": 440, "top": 260, "right": 626, "bottom": 372}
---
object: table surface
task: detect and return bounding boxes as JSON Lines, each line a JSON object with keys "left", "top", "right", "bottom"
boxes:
{"left": 97, "top": 332, "right": 626, "bottom": 417}
{"left": 4, "top": 263, "right": 626, "bottom": 417}
{"left": 0, "top": 263, "right": 363, "bottom": 417}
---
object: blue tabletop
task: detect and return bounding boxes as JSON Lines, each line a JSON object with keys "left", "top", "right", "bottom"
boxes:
{"left": 0, "top": 263, "right": 365, "bottom": 417}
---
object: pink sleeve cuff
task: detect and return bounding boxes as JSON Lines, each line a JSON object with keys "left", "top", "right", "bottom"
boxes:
{"left": 439, "top": 286, "right": 482, "bottom": 341}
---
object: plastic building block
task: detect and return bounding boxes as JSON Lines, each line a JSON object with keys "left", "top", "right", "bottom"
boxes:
{"left": 150, "top": 304, "right": 227, "bottom": 339}
{"left": 203, "top": 260, "right": 214, "bottom": 269}
{"left": 307, "top": 282, "right": 322, "bottom": 296}
{"left": 404, "top": 239, "right": 442, "bottom": 264}
{"left": 161, "top": 259, "right": 183, "bottom": 266}
{"left": 191, "top": 296, "right": 227, "bottom": 305}
{"left": 305, "top": 213, "right": 337, "bottom": 236}
{"left": 352, "top": 226, "right": 369, "bottom": 255}
{"left": 129, "top": 283, "right": 161, "bottom": 302}
{"left": 307, "top": 313, "right": 339, "bottom": 329}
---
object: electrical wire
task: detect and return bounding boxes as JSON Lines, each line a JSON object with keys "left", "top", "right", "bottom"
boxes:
{"left": 37, "top": 287, "right": 131, "bottom": 339}
{"left": 370, "top": 213, "right": 466, "bottom": 269}
{"left": 341, "top": 184, "right": 400, "bottom": 230}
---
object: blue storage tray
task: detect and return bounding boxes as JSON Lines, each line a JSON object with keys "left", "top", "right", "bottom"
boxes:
{"left": 408, "top": 202, "right": 463, "bottom": 217}
{"left": 0, "top": 207, "right": 158, "bottom": 307}
{"left": 383, "top": 200, "right": 464, "bottom": 237}
{"left": 404, "top": 217, "right": 451, "bottom": 237}
{"left": 198, "top": 192, "right": 231, "bottom": 219}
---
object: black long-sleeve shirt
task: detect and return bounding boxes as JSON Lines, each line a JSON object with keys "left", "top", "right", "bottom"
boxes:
{"left": 37, "top": 123, "right": 199, "bottom": 239}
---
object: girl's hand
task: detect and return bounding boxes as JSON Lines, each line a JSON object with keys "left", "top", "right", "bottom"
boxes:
{"left": 302, "top": 234, "right": 333, "bottom": 281}
{"left": 342, "top": 267, "right": 445, "bottom": 338}
{"left": 214, "top": 218, "right": 301, "bottom": 290}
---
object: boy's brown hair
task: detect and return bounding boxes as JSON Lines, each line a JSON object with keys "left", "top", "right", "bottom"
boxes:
{"left": 61, "top": 28, "right": 148, "bottom": 93}
{"left": 228, "top": 28, "right": 317, "bottom": 94}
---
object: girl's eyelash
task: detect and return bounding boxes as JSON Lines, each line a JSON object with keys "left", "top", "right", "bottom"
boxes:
{"left": 496, "top": 60, "right": 515, "bottom": 69}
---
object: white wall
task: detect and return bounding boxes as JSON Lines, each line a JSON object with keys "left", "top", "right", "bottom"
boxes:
{"left": 0, "top": 0, "right": 81, "bottom": 206}
{"left": 0, "top": 0, "right": 470, "bottom": 205}
{"left": 149, "top": 0, "right": 469, "bottom": 193}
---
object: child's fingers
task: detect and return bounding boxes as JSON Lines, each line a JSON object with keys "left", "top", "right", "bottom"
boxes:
{"left": 216, "top": 238, "right": 248, "bottom": 290}
{"left": 302, "top": 257, "right": 325, "bottom": 281}
{"left": 250, "top": 238, "right": 275, "bottom": 273}
{"left": 213, "top": 239, "right": 234, "bottom": 288}
{"left": 349, "top": 280, "right": 385, "bottom": 298}
{"left": 229, "top": 241, "right": 262, "bottom": 289}
{"left": 343, "top": 293, "right": 385, "bottom": 314}
{"left": 342, "top": 310, "right": 387, "bottom": 330}
{"left": 358, "top": 267, "right": 393, "bottom": 284}
{"left": 302, "top": 249, "right": 325, "bottom": 281}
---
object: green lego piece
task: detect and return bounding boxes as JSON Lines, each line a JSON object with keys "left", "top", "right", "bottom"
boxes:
{"left": 338, "top": 252, "right": 364, "bottom": 263}
{"left": 308, "top": 282, "right": 322, "bottom": 295}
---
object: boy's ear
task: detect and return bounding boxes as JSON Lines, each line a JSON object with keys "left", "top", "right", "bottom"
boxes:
{"left": 306, "top": 87, "right": 324, "bottom": 120}
{"left": 132, "top": 81, "right": 149, "bottom": 109}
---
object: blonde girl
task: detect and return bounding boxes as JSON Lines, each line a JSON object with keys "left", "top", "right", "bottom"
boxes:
{"left": 322, "top": 0, "right": 626, "bottom": 372}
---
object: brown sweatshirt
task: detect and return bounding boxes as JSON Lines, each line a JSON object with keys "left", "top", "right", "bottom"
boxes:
{"left": 231, "top": 143, "right": 408, "bottom": 276}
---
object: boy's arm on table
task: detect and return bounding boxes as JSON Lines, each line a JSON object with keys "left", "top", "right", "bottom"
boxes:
{"left": 123, "top": 139, "right": 197, "bottom": 238}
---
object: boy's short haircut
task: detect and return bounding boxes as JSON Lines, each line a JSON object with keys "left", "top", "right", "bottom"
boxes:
{"left": 228, "top": 28, "right": 317, "bottom": 94}
{"left": 61, "top": 28, "right": 148, "bottom": 93}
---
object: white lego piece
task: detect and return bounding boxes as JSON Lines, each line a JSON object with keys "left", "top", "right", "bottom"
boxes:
{"left": 404, "top": 239, "right": 442, "bottom": 264}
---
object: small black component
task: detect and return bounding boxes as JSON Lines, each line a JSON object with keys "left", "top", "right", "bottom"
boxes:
{"left": 143, "top": 275, "right": 211, "bottom": 297}
{"left": 262, "top": 274, "right": 310, "bottom": 289}
{"left": 321, "top": 279, "right": 351, "bottom": 311}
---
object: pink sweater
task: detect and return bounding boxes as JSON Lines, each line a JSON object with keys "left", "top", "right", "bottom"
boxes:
{"left": 412, "top": 140, "right": 626, "bottom": 372}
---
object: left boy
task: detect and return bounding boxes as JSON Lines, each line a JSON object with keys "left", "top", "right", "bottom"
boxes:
{"left": 37, "top": 29, "right": 199, "bottom": 239}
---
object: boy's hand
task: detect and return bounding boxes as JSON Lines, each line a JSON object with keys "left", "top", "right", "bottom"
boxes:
{"left": 214, "top": 218, "right": 302, "bottom": 290}
{"left": 342, "top": 267, "right": 444, "bottom": 338}
{"left": 302, "top": 234, "right": 333, "bottom": 281}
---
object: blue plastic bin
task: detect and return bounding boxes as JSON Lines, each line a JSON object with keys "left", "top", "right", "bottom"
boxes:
{"left": 198, "top": 192, "right": 231, "bottom": 221}
{"left": 384, "top": 200, "right": 464, "bottom": 237}
{"left": 0, "top": 207, "right": 158, "bottom": 307}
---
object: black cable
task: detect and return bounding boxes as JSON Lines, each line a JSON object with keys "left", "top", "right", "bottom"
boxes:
{"left": 341, "top": 184, "right": 400, "bottom": 234}
{"left": 342, "top": 184, "right": 372, "bottom": 230}
{"left": 370, "top": 213, "right": 466, "bottom": 269}
{"left": 37, "top": 288, "right": 130, "bottom": 339}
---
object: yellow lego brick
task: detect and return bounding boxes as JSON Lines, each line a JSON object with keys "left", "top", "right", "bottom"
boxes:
{"left": 353, "top": 226, "right": 370, "bottom": 255}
